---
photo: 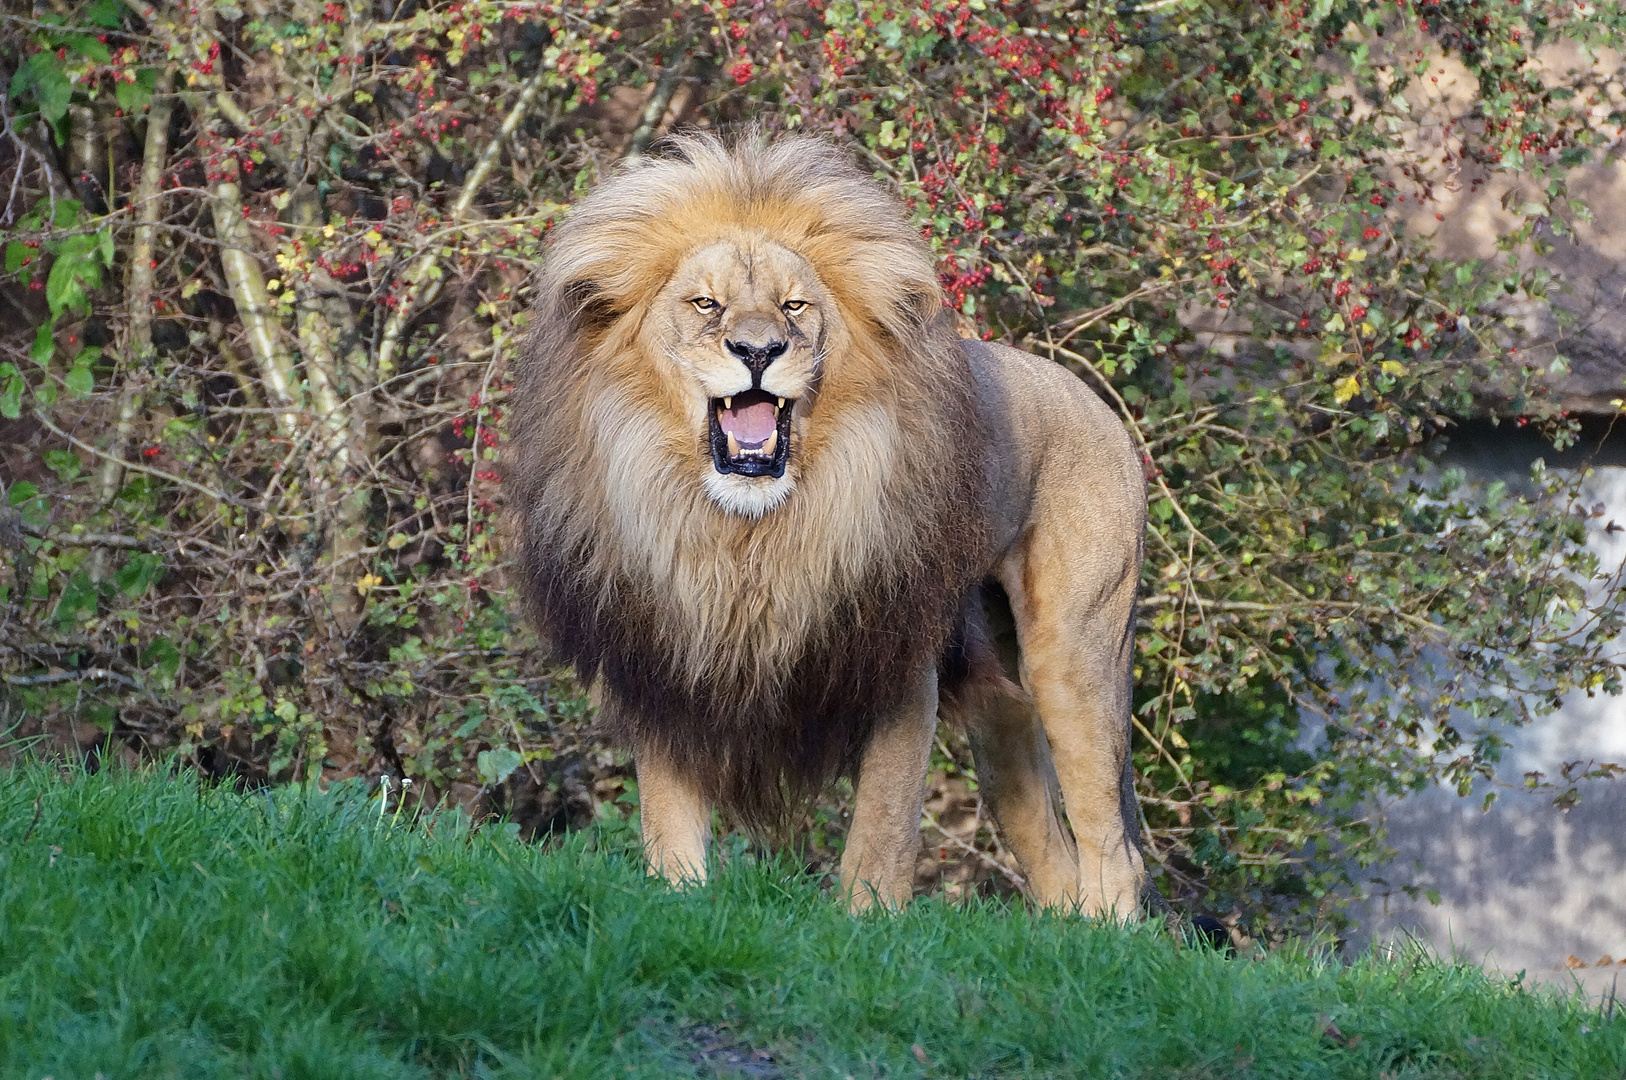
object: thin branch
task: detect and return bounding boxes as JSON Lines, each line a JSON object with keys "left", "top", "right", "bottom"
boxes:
{"left": 625, "top": 68, "right": 682, "bottom": 160}
{"left": 920, "top": 805, "right": 1027, "bottom": 891}
{"left": 89, "top": 68, "right": 175, "bottom": 579}
{"left": 18, "top": 520, "right": 155, "bottom": 549}
{"left": 3, "top": 668, "right": 138, "bottom": 688}
{"left": 31, "top": 408, "right": 239, "bottom": 507}
{"left": 1139, "top": 593, "right": 1450, "bottom": 638}
{"left": 376, "top": 65, "right": 550, "bottom": 373}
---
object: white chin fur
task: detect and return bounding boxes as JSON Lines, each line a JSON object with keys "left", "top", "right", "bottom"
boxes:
{"left": 703, "top": 471, "right": 796, "bottom": 518}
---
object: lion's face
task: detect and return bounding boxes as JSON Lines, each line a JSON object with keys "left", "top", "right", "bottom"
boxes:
{"left": 650, "top": 237, "right": 831, "bottom": 518}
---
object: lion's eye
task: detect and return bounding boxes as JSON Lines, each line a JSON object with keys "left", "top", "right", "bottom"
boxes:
{"left": 690, "top": 297, "right": 719, "bottom": 313}
{"left": 781, "top": 300, "right": 808, "bottom": 314}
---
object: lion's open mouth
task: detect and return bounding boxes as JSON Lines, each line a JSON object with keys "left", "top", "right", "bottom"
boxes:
{"left": 709, "top": 389, "right": 792, "bottom": 478}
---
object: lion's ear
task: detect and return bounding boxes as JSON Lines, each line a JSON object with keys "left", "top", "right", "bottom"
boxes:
{"left": 560, "top": 278, "right": 620, "bottom": 333}
{"left": 897, "top": 285, "right": 942, "bottom": 326}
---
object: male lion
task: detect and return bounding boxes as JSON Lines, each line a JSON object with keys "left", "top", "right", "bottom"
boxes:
{"left": 508, "top": 134, "right": 1147, "bottom": 916}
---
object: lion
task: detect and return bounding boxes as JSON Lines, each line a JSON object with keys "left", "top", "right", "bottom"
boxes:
{"left": 507, "top": 133, "right": 1147, "bottom": 916}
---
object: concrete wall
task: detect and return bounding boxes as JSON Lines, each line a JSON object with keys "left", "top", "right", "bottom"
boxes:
{"left": 1349, "top": 432, "right": 1626, "bottom": 998}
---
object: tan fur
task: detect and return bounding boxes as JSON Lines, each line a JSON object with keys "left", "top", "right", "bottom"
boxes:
{"left": 508, "top": 134, "right": 1147, "bottom": 916}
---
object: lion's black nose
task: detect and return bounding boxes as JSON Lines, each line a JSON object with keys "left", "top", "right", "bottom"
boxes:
{"left": 725, "top": 336, "right": 788, "bottom": 380}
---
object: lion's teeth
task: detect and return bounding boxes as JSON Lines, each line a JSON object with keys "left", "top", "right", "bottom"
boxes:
{"left": 726, "top": 432, "right": 741, "bottom": 458}
{"left": 763, "top": 430, "right": 778, "bottom": 456}
{"left": 723, "top": 396, "right": 733, "bottom": 410}
{"left": 777, "top": 397, "right": 786, "bottom": 409}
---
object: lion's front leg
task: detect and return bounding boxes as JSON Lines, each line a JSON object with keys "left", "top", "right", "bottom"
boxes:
{"left": 634, "top": 740, "right": 712, "bottom": 887}
{"left": 839, "top": 667, "right": 938, "bottom": 913}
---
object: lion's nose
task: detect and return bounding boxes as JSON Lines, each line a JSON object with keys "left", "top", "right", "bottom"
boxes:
{"left": 724, "top": 336, "right": 788, "bottom": 381}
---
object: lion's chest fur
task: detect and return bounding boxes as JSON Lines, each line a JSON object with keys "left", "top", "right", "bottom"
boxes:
{"left": 515, "top": 377, "right": 984, "bottom": 829}
{"left": 593, "top": 393, "right": 909, "bottom": 695}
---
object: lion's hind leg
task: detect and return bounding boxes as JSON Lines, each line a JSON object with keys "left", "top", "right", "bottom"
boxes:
{"left": 1001, "top": 541, "right": 1147, "bottom": 922}
{"left": 942, "top": 592, "right": 1081, "bottom": 908}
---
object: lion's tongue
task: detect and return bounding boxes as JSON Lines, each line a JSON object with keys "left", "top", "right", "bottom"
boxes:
{"left": 718, "top": 400, "right": 777, "bottom": 447}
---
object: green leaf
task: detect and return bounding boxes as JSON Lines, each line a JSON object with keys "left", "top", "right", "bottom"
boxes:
{"left": 114, "top": 71, "right": 153, "bottom": 115}
{"left": 6, "top": 481, "right": 38, "bottom": 507}
{"left": 64, "top": 360, "right": 95, "bottom": 397}
{"left": 45, "top": 240, "right": 102, "bottom": 317}
{"left": 9, "top": 52, "right": 38, "bottom": 97}
{"left": 5, "top": 241, "right": 30, "bottom": 273}
{"left": 31, "top": 323, "right": 54, "bottom": 367}
{"left": 0, "top": 363, "right": 22, "bottom": 420}
{"left": 50, "top": 200, "right": 83, "bottom": 229}
{"left": 53, "top": 571, "right": 100, "bottom": 630}
{"left": 140, "top": 636, "right": 181, "bottom": 681}
{"left": 116, "top": 551, "right": 165, "bottom": 597}
{"left": 19, "top": 53, "right": 73, "bottom": 125}
{"left": 64, "top": 34, "right": 111, "bottom": 63}
{"left": 85, "top": 0, "right": 126, "bottom": 28}
{"left": 476, "top": 747, "right": 523, "bottom": 786}
{"left": 46, "top": 258, "right": 86, "bottom": 316}
{"left": 42, "top": 448, "right": 81, "bottom": 482}
{"left": 98, "top": 228, "right": 114, "bottom": 268}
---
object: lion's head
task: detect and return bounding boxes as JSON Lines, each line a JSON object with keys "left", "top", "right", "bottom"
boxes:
{"left": 507, "top": 133, "right": 990, "bottom": 827}
{"left": 650, "top": 234, "right": 830, "bottom": 515}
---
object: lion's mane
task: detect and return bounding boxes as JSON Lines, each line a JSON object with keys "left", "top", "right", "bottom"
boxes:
{"left": 507, "top": 134, "right": 990, "bottom": 830}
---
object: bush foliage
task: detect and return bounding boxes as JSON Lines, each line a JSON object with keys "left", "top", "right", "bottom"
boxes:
{"left": 2, "top": 0, "right": 1624, "bottom": 936}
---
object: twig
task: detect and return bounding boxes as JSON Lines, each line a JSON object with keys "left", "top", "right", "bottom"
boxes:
{"left": 1139, "top": 593, "right": 1449, "bottom": 638}
{"left": 920, "top": 806, "right": 1027, "bottom": 890}
{"left": 4, "top": 668, "right": 138, "bottom": 688}
{"left": 376, "top": 65, "right": 550, "bottom": 374}
{"left": 90, "top": 67, "right": 174, "bottom": 578}
{"left": 31, "top": 408, "right": 238, "bottom": 506}
{"left": 625, "top": 68, "right": 681, "bottom": 160}
{"left": 18, "top": 520, "right": 154, "bottom": 549}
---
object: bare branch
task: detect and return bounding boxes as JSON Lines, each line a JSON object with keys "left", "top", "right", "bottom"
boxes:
{"left": 376, "top": 65, "right": 550, "bottom": 374}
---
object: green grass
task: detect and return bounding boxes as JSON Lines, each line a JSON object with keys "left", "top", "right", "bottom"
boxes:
{"left": 0, "top": 766, "right": 1620, "bottom": 1079}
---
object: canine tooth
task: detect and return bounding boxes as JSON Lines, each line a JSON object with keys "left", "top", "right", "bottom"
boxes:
{"left": 777, "top": 397, "right": 786, "bottom": 409}
{"left": 726, "top": 432, "right": 741, "bottom": 458}
{"left": 763, "top": 430, "right": 778, "bottom": 456}
{"left": 723, "top": 396, "right": 733, "bottom": 410}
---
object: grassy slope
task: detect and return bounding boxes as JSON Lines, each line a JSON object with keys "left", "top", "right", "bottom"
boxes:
{"left": 0, "top": 767, "right": 1620, "bottom": 1080}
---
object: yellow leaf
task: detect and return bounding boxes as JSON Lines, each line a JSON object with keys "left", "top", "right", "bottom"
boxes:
{"left": 364, "top": 230, "right": 383, "bottom": 246}
{"left": 1333, "top": 375, "right": 1361, "bottom": 404}
{"left": 387, "top": 533, "right": 410, "bottom": 550}
{"left": 1346, "top": 247, "right": 1367, "bottom": 262}
{"left": 181, "top": 280, "right": 202, "bottom": 299}
{"left": 1381, "top": 360, "right": 1407, "bottom": 376}
{"left": 356, "top": 573, "right": 383, "bottom": 596}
